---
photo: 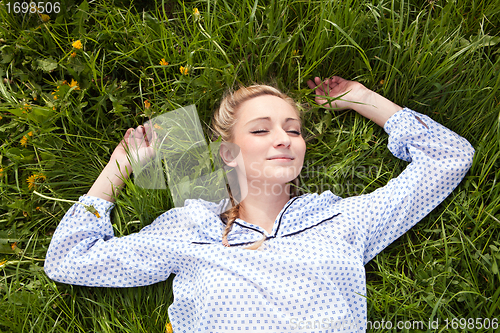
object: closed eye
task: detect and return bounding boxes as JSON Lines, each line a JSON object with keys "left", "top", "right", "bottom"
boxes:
{"left": 250, "top": 130, "right": 301, "bottom": 135}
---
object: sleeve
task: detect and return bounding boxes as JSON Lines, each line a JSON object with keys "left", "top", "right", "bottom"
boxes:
{"left": 334, "top": 108, "right": 475, "bottom": 265}
{"left": 44, "top": 195, "right": 193, "bottom": 287}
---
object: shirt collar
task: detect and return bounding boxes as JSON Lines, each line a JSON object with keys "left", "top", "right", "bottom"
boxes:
{"left": 185, "top": 191, "right": 342, "bottom": 246}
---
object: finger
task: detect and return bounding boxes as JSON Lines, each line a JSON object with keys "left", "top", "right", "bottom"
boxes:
{"left": 133, "top": 125, "right": 144, "bottom": 138}
{"left": 306, "top": 79, "right": 317, "bottom": 90}
{"left": 143, "top": 122, "right": 159, "bottom": 148}
{"left": 151, "top": 131, "right": 159, "bottom": 148}
{"left": 123, "top": 128, "right": 133, "bottom": 140}
{"left": 128, "top": 127, "right": 143, "bottom": 150}
{"left": 141, "top": 126, "right": 150, "bottom": 146}
{"left": 320, "top": 78, "right": 331, "bottom": 95}
{"left": 143, "top": 122, "right": 152, "bottom": 140}
{"left": 133, "top": 126, "right": 147, "bottom": 144}
{"left": 321, "top": 78, "right": 334, "bottom": 94}
{"left": 329, "top": 80, "right": 339, "bottom": 90}
{"left": 121, "top": 128, "right": 134, "bottom": 150}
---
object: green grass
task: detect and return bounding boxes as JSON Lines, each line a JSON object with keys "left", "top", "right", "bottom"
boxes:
{"left": 0, "top": 0, "right": 499, "bottom": 332}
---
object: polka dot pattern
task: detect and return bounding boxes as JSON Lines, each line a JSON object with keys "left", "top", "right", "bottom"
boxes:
{"left": 44, "top": 108, "right": 474, "bottom": 332}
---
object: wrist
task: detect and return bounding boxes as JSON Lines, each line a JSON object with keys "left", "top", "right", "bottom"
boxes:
{"left": 353, "top": 89, "right": 402, "bottom": 127}
{"left": 88, "top": 160, "right": 129, "bottom": 203}
{"left": 352, "top": 85, "right": 374, "bottom": 110}
{"left": 336, "top": 83, "right": 374, "bottom": 114}
{"left": 107, "top": 157, "right": 132, "bottom": 176}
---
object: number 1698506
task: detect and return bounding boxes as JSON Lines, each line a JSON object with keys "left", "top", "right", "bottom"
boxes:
{"left": 6, "top": 2, "right": 60, "bottom": 14}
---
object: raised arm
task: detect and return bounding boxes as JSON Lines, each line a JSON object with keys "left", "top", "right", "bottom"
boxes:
{"left": 308, "top": 76, "right": 474, "bottom": 264}
{"left": 44, "top": 125, "right": 183, "bottom": 287}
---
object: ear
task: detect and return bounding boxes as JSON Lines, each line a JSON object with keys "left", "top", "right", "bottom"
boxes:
{"left": 219, "top": 142, "right": 240, "bottom": 167}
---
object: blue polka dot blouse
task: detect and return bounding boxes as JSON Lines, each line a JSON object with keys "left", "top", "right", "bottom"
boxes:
{"left": 44, "top": 108, "right": 474, "bottom": 332}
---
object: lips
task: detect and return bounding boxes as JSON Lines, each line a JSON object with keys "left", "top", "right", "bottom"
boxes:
{"left": 267, "top": 155, "right": 294, "bottom": 160}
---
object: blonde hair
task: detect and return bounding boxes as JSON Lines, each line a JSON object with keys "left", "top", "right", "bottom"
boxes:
{"left": 210, "top": 84, "right": 302, "bottom": 250}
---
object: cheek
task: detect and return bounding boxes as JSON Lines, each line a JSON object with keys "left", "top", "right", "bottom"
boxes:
{"left": 242, "top": 138, "right": 266, "bottom": 155}
{"left": 296, "top": 143, "right": 306, "bottom": 171}
{"left": 237, "top": 140, "right": 265, "bottom": 170}
{"left": 296, "top": 140, "right": 306, "bottom": 158}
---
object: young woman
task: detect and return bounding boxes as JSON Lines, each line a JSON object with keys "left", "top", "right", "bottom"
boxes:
{"left": 44, "top": 76, "right": 474, "bottom": 332}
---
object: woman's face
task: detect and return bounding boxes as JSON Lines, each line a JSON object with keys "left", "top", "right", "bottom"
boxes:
{"left": 223, "top": 94, "right": 306, "bottom": 193}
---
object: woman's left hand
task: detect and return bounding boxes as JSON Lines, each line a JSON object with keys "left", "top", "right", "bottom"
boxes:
{"left": 308, "top": 76, "right": 403, "bottom": 127}
{"left": 307, "top": 76, "right": 367, "bottom": 111}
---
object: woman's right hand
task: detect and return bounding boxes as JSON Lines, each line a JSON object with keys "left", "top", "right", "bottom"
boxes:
{"left": 110, "top": 124, "right": 157, "bottom": 170}
{"left": 88, "top": 125, "right": 157, "bottom": 202}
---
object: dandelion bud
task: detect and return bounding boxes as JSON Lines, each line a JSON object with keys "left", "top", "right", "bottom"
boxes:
{"left": 193, "top": 8, "right": 200, "bottom": 21}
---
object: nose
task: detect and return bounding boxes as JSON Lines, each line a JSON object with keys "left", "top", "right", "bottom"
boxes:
{"left": 273, "top": 128, "right": 291, "bottom": 148}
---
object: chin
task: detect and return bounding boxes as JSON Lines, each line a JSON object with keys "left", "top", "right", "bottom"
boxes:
{"left": 264, "top": 171, "right": 299, "bottom": 184}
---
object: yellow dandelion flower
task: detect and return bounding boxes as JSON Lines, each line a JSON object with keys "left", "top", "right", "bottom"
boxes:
{"left": 36, "top": 206, "right": 41, "bottom": 211}
{"left": 180, "top": 66, "right": 188, "bottom": 75}
{"left": 28, "top": 131, "right": 33, "bottom": 136}
{"left": 0, "top": 168, "right": 3, "bottom": 177}
{"left": 144, "top": 100, "right": 151, "bottom": 109}
{"left": 69, "top": 79, "right": 80, "bottom": 90}
{"left": 40, "top": 14, "right": 50, "bottom": 22}
{"left": 0, "top": 259, "right": 7, "bottom": 267}
{"left": 20, "top": 135, "right": 28, "bottom": 147}
{"left": 26, "top": 174, "right": 36, "bottom": 189}
{"left": 0, "top": 115, "right": 2, "bottom": 120}
{"left": 193, "top": 7, "right": 200, "bottom": 20}
{"left": 70, "top": 51, "right": 77, "bottom": 58}
{"left": 165, "top": 322, "right": 173, "bottom": 333}
{"left": 159, "top": 58, "right": 169, "bottom": 66}
{"left": 53, "top": 95, "right": 58, "bottom": 100}
{"left": 72, "top": 40, "right": 82, "bottom": 49}
{"left": 26, "top": 173, "right": 46, "bottom": 190}
{"left": 33, "top": 96, "right": 37, "bottom": 101}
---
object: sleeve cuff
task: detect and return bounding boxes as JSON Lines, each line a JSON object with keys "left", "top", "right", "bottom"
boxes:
{"left": 383, "top": 107, "right": 429, "bottom": 135}
{"left": 382, "top": 107, "right": 435, "bottom": 162}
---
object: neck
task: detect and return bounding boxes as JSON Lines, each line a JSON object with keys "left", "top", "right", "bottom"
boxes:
{"left": 237, "top": 181, "right": 292, "bottom": 234}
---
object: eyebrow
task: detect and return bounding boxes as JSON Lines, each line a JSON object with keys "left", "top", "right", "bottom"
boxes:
{"left": 245, "top": 117, "right": 300, "bottom": 125}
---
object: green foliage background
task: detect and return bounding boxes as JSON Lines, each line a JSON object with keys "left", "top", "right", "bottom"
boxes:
{"left": 0, "top": 0, "right": 499, "bottom": 332}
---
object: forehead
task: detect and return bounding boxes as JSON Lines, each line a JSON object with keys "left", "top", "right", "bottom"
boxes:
{"left": 236, "top": 94, "right": 299, "bottom": 124}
